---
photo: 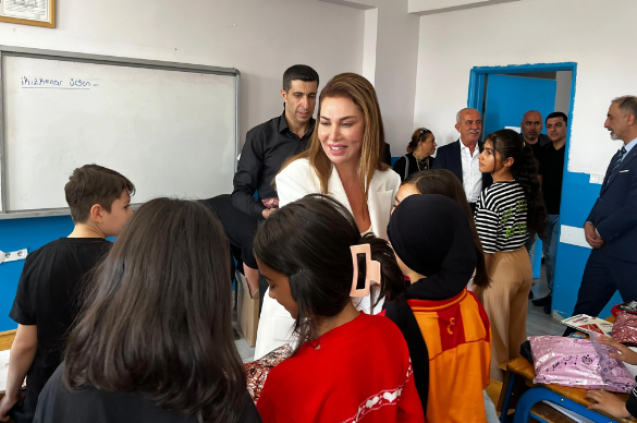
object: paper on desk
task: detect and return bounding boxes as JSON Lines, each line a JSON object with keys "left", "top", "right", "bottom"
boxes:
{"left": 0, "top": 349, "right": 11, "bottom": 394}
{"left": 543, "top": 401, "right": 596, "bottom": 423}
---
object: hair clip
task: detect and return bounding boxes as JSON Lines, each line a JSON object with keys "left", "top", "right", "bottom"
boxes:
{"left": 350, "top": 244, "right": 382, "bottom": 297}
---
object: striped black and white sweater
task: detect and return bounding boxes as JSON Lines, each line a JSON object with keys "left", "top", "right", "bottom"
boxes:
{"left": 475, "top": 180, "right": 529, "bottom": 254}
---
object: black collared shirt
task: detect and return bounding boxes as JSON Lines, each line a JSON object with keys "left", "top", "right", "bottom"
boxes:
{"left": 521, "top": 133, "right": 551, "bottom": 165}
{"left": 232, "top": 111, "right": 315, "bottom": 219}
{"left": 539, "top": 142, "right": 565, "bottom": 215}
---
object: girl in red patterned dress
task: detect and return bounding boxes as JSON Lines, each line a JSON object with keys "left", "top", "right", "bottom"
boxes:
{"left": 253, "top": 194, "right": 425, "bottom": 423}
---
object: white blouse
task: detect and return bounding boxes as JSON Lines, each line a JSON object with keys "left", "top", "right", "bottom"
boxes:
{"left": 252, "top": 159, "right": 400, "bottom": 360}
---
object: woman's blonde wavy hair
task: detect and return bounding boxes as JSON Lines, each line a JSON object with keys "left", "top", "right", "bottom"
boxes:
{"left": 280, "top": 73, "right": 389, "bottom": 202}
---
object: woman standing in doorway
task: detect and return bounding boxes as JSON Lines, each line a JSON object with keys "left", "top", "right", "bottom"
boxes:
{"left": 393, "top": 128, "right": 437, "bottom": 181}
{"left": 475, "top": 129, "right": 546, "bottom": 381}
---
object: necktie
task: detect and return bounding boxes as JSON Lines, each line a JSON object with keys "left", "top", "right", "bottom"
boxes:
{"left": 608, "top": 146, "right": 627, "bottom": 184}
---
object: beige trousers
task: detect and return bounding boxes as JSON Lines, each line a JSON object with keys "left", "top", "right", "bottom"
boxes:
{"left": 476, "top": 246, "right": 533, "bottom": 381}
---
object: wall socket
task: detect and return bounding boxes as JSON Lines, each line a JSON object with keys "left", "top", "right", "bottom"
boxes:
{"left": 589, "top": 174, "right": 605, "bottom": 184}
{"left": 0, "top": 249, "right": 28, "bottom": 264}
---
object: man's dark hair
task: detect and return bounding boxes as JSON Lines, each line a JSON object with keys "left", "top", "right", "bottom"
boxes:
{"left": 282, "top": 65, "right": 319, "bottom": 92}
{"left": 64, "top": 164, "right": 135, "bottom": 223}
{"left": 546, "top": 111, "right": 568, "bottom": 125}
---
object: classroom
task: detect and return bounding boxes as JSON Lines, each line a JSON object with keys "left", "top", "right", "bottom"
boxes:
{"left": 1, "top": 0, "right": 637, "bottom": 422}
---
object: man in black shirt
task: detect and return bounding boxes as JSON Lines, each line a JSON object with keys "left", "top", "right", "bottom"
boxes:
{"left": 0, "top": 165, "right": 135, "bottom": 423}
{"left": 521, "top": 110, "right": 552, "bottom": 293}
{"left": 521, "top": 110, "right": 551, "bottom": 159}
{"left": 532, "top": 112, "right": 567, "bottom": 313}
{"left": 203, "top": 65, "right": 318, "bottom": 303}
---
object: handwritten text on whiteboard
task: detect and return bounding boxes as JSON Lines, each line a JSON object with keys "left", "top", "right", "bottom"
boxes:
{"left": 21, "top": 76, "right": 99, "bottom": 89}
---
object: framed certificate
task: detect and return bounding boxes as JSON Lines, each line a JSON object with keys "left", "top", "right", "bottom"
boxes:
{"left": 0, "top": 0, "right": 55, "bottom": 28}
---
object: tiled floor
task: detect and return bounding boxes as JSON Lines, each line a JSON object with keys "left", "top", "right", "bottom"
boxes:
{"left": 527, "top": 265, "right": 566, "bottom": 337}
{"left": 233, "top": 322, "right": 255, "bottom": 362}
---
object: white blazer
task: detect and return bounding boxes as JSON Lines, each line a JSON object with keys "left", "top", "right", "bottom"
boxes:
{"left": 253, "top": 158, "right": 401, "bottom": 360}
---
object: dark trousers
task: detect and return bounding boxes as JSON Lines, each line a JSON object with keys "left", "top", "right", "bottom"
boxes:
{"left": 564, "top": 248, "right": 637, "bottom": 334}
{"left": 200, "top": 195, "right": 268, "bottom": 310}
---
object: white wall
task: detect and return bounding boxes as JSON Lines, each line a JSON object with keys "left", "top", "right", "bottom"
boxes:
{"left": 414, "top": 0, "right": 637, "bottom": 176}
{"left": 0, "top": 0, "right": 364, "bottom": 145}
{"left": 555, "top": 71, "right": 572, "bottom": 116}
{"left": 375, "top": 0, "right": 420, "bottom": 153}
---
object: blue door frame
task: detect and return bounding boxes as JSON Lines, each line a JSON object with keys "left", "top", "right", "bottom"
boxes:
{"left": 468, "top": 62, "right": 577, "bottom": 122}
{"left": 467, "top": 62, "right": 579, "bottom": 315}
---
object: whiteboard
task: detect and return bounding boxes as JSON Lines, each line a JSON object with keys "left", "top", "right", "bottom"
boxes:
{"left": 0, "top": 47, "right": 239, "bottom": 217}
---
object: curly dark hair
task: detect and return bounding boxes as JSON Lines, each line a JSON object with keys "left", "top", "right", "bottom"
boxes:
{"left": 486, "top": 129, "right": 547, "bottom": 236}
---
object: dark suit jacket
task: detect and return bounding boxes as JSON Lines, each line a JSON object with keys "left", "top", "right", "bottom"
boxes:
{"left": 432, "top": 140, "right": 493, "bottom": 196}
{"left": 587, "top": 146, "right": 637, "bottom": 263}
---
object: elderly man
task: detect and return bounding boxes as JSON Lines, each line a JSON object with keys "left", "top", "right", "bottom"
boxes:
{"left": 433, "top": 108, "right": 493, "bottom": 212}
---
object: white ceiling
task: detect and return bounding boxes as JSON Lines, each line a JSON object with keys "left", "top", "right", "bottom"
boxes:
{"left": 317, "top": 0, "right": 523, "bottom": 15}
{"left": 409, "top": 0, "right": 521, "bottom": 15}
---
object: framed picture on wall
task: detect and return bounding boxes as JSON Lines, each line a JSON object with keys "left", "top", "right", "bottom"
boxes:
{"left": 0, "top": 0, "right": 55, "bottom": 28}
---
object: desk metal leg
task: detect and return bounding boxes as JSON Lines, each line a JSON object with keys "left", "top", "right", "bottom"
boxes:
{"left": 513, "top": 387, "right": 621, "bottom": 423}
{"left": 500, "top": 373, "right": 516, "bottom": 422}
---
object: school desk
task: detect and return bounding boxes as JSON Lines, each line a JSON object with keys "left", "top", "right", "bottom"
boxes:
{"left": 499, "top": 356, "right": 634, "bottom": 423}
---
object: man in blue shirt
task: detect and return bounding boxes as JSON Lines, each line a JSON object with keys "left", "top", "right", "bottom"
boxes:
{"left": 567, "top": 96, "right": 637, "bottom": 326}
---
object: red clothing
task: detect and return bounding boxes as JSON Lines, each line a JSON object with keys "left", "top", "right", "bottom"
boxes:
{"left": 257, "top": 313, "right": 425, "bottom": 423}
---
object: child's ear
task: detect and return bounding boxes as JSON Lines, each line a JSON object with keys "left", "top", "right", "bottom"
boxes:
{"left": 89, "top": 203, "right": 105, "bottom": 223}
{"left": 503, "top": 157, "right": 515, "bottom": 168}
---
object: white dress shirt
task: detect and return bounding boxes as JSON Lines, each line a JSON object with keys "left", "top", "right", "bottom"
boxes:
{"left": 623, "top": 136, "right": 637, "bottom": 158}
{"left": 460, "top": 140, "right": 482, "bottom": 203}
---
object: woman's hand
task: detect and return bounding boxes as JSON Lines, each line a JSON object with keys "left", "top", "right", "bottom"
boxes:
{"left": 598, "top": 335, "right": 637, "bottom": 365}
{"left": 585, "top": 390, "right": 631, "bottom": 419}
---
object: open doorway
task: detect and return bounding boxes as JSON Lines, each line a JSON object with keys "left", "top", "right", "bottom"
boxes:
{"left": 468, "top": 62, "right": 577, "bottom": 332}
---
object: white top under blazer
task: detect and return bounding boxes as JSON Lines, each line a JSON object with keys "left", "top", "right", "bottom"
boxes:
{"left": 253, "top": 158, "right": 401, "bottom": 360}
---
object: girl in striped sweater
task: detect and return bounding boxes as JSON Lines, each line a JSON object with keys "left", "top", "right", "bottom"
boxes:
{"left": 475, "top": 129, "right": 547, "bottom": 381}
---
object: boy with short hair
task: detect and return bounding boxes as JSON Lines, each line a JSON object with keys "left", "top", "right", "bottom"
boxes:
{"left": 0, "top": 165, "right": 135, "bottom": 423}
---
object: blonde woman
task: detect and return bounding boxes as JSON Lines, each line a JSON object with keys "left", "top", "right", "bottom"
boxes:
{"left": 253, "top": 73, "right": 400, "bottom": 360}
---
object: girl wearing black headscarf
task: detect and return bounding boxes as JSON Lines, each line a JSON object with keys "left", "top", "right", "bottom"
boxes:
{"left": 384, "top": 194, "right": 492, "bottom": 423}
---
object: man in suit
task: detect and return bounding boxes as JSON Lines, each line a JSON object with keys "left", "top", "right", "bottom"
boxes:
{"left": 433, "top": 107, "right": 493, "bottom": 212}
{"left": 567, "top": 96, "right": 637, "bottom": 326}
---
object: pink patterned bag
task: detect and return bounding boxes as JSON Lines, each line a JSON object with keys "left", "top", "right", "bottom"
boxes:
{"left": 590, "top": 332, "right": 636, "bottom": 392}
{"left": 529, "top": 335, "right": 634, "bottom": 393}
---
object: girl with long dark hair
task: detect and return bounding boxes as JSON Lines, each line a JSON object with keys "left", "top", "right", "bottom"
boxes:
{"left": 254, "top": 194, "right": 424, "bottom": 422}
{"left": 34, "top": 198, "right": 261, "bottom": 423}
{"left": 475, "top": 129, "right": 547, "bottom": 381}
